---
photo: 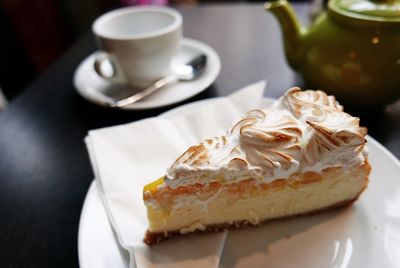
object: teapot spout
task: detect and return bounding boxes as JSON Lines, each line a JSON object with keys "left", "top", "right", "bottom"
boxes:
{"left": 265, "top": 0, "right": 304, "bottom": 70}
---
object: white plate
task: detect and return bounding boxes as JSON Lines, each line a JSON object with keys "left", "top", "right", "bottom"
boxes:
{"left": 79, "top": 98, "right": 400, "bottom": 268}
{"left": 73, "top": 38, "right": 221, "bottom": 110}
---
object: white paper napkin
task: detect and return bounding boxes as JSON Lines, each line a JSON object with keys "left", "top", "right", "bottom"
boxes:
{"left": 86, "top": 81, "right": 266, "bottom": 268}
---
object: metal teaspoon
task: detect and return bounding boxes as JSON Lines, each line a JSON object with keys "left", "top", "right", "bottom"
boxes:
{"left": 110, "top": 54, "right": 207, "bottom": 108}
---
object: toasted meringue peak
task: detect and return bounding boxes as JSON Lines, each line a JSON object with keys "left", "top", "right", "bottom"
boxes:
{"left": 237, "top": 109, "right": 302, "bottom": 171}
{"left": 173, "top": 136, "right": 226, "bottom": 168}
{"left": 303, "top": 110, "right": 367, "bottom": 166}
{"left": 279, "top": 87, "right": 343, "bottom": 118}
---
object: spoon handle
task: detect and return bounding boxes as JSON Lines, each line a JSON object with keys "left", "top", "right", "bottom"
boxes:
{"left": 110, "top": 74, "right": 178, "bottom": 108}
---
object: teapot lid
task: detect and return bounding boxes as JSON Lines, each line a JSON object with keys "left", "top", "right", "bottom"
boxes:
{"left": 330, "top": 0, "right": 400, "bottom": 23}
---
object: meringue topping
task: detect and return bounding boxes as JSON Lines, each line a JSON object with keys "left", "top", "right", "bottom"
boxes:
{"left": 303, "top": 110, "right": 367, "bottom": 168}
{"left": 236, "top": 109, "right": 302, "bottom": 172}
{"left": 278, "top": 87, "right": 343, "bottom": 120}
{"left": 165, "top": 88, "right": 368, "bottom": 188}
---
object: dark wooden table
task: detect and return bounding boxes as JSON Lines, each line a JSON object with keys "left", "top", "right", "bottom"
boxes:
{"left": 0, "top": 3, "right": 399, "bottom": 267}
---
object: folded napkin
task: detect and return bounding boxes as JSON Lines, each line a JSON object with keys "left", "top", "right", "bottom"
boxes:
{"left": 86, "top": 81, "right": 266, "bottom": 268}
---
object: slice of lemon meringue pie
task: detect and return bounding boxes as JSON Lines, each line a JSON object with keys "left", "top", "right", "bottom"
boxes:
{"left": 143, "top": 88, "right": 370, "bottom": 245}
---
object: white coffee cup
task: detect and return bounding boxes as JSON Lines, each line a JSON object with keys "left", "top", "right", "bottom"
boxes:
{"left": 92, "top": 6, "right": 182, "bottom": 89}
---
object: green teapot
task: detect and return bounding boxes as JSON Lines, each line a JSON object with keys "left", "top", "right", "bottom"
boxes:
{"left": 265, "top": 0, "right": 400, "bottom": 111}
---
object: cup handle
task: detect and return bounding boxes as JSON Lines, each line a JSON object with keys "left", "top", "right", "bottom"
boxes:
{"left": 94, "top": 52, "right": 116, "bottom": 79}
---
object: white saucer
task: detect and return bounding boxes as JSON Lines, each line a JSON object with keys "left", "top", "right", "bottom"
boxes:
{"left": 73, "top": 38, "right": 221, "bottom": 110}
